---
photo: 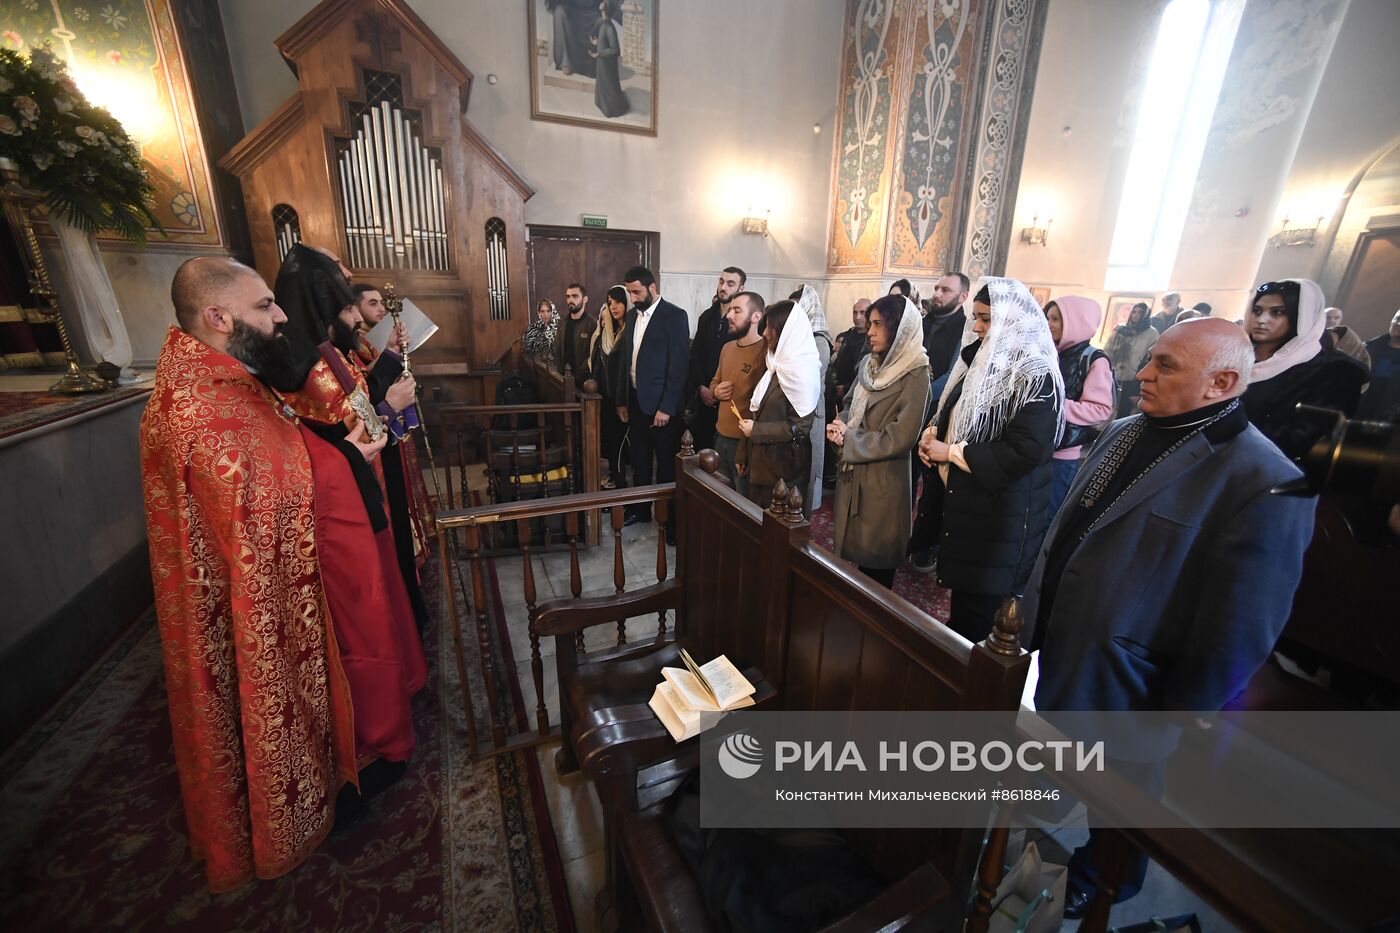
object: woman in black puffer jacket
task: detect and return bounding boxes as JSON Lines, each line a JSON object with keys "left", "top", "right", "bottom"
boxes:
{"left": 910, "top": 277, "right": 1064, "bottom": 642}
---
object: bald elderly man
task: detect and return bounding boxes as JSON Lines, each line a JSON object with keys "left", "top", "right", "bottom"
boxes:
{"left": 1023, "top": 319, "right": 1315, "bottom": 915}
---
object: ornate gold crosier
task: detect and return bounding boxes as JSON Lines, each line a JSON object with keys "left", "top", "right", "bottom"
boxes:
{"left": 0, "top": 166, "right": 108, "bottom": 394}
{"left": 381, "top": 280, "right": 443, "bottom": 505}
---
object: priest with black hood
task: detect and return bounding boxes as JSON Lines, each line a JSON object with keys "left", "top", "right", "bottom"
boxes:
{"left": 271, "top": 244, "right": 427, "bottom": 790}
{"left": 1022, "top": 318, "right": 1314, "bottom": 918}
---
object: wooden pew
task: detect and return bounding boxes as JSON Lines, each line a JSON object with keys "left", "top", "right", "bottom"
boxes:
{"left": 533, "top": 449, "right": 1031, "bottom": 932}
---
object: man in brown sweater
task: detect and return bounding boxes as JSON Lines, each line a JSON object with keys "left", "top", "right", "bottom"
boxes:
{"left": 710, "top": 291, "right": 768, "bottom": 494}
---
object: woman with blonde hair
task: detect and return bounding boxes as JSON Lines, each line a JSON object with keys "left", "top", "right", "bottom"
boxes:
{"left": 589, "top": 285, "right": 630, "bottom": 488}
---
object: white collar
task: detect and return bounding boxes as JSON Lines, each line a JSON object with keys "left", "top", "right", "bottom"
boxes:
{"left": 638, "top": 296, "right": 660, "bottom": 317}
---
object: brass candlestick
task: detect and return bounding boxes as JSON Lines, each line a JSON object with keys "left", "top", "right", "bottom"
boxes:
{"left": 0, "top": 169, "right": 108, "bottom": 394}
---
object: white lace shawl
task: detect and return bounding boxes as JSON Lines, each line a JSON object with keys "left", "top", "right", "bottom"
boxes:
{"left": 934, "top": 276, "right": 1065, "bottom": 446}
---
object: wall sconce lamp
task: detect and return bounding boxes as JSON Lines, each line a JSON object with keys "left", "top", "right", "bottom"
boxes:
{"left": 1267, "top": 214, "right": 1323, "bottom": 249}
{"left": 742, "top": 207, "right": 770, "bottom": 238}
{"left": 1020, "top": 213, "right": 1052, "bottom": 247}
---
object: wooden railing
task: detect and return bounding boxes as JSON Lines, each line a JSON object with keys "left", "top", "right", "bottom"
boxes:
{"left": 436, "top": 483, "right": 675, "bottom": 760}
{"left": 435, "top": 395, "right": 602, "bottom": 546}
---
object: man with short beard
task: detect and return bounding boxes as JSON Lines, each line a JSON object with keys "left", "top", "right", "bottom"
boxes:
{"left": 709, "top": 291, "right": 768, "bottom": 491}
{"left": 909, "top": 272, "right": 969, "bottom": 573}
{"left": 140, "top": 257, "right": 375, "bottom": 890}
{"left": 686, "top": 266, "right": 745, "bottom": 451}
{"left": 553, "top": 282, "right": 597, "bottom": 379}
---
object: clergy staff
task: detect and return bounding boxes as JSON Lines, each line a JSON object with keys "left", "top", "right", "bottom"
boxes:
{"left": 140, "top": 257, "right": 361, "bottom": 891}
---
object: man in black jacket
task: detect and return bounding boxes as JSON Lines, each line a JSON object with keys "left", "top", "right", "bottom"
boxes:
{"left": 685, "top": 267, "right": 745, "bottom": 451}
{"left": 552, "top": 282, "right": 596, "bottom": 379}
{"left": 910, "top": 272, "right": 970, "bottom": 573}
{"left": 619, "top": 265, "right": 690, "bottom": 543}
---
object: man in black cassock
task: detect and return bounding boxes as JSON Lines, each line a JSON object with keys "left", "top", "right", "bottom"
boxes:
{"left": 548, "top": 0, "right": 598, "bottom": 77}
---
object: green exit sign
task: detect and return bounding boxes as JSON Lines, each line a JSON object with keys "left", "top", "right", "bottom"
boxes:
{"left": 581, "top": 214, "right": 608, "bottom": 229}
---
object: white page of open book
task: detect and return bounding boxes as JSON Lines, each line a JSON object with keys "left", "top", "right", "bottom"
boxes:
{"left": 698, "top": 655, "right": 756, "bottom": 709}
{"left": 365, "top": 298, "right": 440, "bottom": 353}
{"left": 661, "top": 668, "right": 716, "bottom": 712}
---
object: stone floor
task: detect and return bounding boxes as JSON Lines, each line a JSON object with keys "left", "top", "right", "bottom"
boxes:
{"left": 485, "top": 512, "right": 674, "bottom": 933}
{"left": 484, "top": 513, "right": 1230, "bottom": 932}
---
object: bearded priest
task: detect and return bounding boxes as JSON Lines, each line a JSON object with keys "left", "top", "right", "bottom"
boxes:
{"left": 140, "top": 257, "right": 360, "bottom": 891}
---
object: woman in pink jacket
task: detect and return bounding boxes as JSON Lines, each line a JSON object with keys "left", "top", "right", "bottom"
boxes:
{"left": 1044, "top": 295, "right": 1116, "bottom": 524}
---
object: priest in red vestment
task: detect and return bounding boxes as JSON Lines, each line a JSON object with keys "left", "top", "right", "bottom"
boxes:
{"left": 271, "top": 245, "right": 427, "bottom": 769}
{"left": 140, "top": 257, "right": 359, "bottom": 891}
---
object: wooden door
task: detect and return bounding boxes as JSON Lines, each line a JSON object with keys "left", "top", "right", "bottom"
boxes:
{"left": 1337, "top": 221, "right": 1400, "bottom": 339}
{"left": 526, "top": 225, "right": 660, "bottom": 322}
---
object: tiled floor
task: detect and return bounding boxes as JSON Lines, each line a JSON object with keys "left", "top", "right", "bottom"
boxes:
{"left": 488, "top": 514, "right": 673, "bottom": 933}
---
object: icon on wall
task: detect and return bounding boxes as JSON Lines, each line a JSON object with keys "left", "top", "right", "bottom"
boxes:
{"left": 527, "top": 0, "right": 658, "bottom": 136}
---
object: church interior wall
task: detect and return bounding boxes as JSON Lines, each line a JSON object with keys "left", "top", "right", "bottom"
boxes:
{"left": 217, "top": 0, "right": 848, "bottom": 335}
{"left": 1006, "top": 0, "right": 1396, "bottom": 326}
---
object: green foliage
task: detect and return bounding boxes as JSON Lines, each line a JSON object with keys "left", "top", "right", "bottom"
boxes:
{"left": 0, "top": 45, "right": 159, "bottom": 243}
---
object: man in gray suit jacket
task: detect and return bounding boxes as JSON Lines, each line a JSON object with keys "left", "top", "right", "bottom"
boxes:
{"left": 1023, "top": 318, "right": 1315, "bottom": 916}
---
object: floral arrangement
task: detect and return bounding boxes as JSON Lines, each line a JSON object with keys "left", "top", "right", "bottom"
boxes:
{"left": 0, "top": 45, "right": 158, "bottom": 243}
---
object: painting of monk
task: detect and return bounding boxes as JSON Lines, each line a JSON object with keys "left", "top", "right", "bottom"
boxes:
{"left": 529, "top": 0, "right": 657, "bottom": 135}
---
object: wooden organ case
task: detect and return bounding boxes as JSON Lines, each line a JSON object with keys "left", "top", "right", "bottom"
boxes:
{"left": 220, "top": 0, "right": 533, "bottom": 404}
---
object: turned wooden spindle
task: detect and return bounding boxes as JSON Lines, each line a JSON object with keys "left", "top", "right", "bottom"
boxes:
{"left": 466, "top": 524, "right": 505, "bottom": 750}
{"left": 655, "top": 498, "right": 669, "bottom": 639}
{"left": 987, "top": 597, "right": 1024, "bottom": 657}
{"left": 967, "top": 810, "right": 1013, "bottom": 933}
{"left": 438, "top": 526, "right": 477, "bottom": 755}
{"left": 613, "top": 506, "right": 628, "bottom": 645}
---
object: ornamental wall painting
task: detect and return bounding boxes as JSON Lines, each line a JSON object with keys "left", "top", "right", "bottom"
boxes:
{"left": 0, "top": 0, "right": 223, "bottom": 246}
{"left": 827, "top": 0, "right": 907, "bottom": 271}
{"left": 885, "top": 0, "right": 983, "bottom": 273}
{"left": 826, "top": 0, "right": 1045, "bottom": 280}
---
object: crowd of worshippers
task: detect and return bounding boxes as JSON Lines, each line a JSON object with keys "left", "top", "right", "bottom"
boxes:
{"left": 524, "top": 266, "right": 1393, "bottom": 914}
{"left": 523, "top": 266, "right": 1395, "bottom": 633}
{"left": 139, "top": 246, "right": 433, "bottom": 892}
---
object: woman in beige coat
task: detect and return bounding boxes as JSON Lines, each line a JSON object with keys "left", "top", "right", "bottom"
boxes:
{"left": 828, "top": 294, "right": 930, "bottom": 587}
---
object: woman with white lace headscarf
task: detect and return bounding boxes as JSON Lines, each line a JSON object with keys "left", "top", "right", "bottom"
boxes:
{"left": 828, "top": 293, "right": 930, "bottom": 588}
{"left": 910, "top": 277, "right": 1064, "bottom": 641}
{"left": 1241, "top": 278, "right": 1367, "bottom": 461}
{"left": 737, "top": 296, "right": 822, "bottom": 513}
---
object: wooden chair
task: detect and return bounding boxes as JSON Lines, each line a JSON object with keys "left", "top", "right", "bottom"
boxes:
{"left": 532, "top": 449, "right": 1030, "bottom": 932}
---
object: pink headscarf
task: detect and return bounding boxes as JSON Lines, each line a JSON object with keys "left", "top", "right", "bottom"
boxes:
{"left": 1050, "top": 295, "right": 1103, "bottom": 350}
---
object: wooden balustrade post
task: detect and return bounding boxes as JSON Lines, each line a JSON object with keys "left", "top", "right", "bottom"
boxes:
{"left": 612, "top": 504, "right": 628, "bottom": 645}
{"left": 967, "top": 807, "right": 1014, "bottom": 933}
{"left": 580, "top": 383, "right": 601, "bottom": 546}
{"left": 655, "top": 497, "right": 670, "bottom": 640}
{"left": 438, "top": 525, "right": 477, "bottom": 755}
{"left": 759, "top": 482, "right": 810, "bottom": 691}
{"left": 466, "top": 523, "right": 506, "bottom": 753}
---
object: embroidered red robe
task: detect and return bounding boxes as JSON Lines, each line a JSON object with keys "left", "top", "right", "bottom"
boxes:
{"left": 281, "top": 356, "right": 427, "bottom": 765}
{"left": 140, "top": 326, "right": 357, "bottom": 892}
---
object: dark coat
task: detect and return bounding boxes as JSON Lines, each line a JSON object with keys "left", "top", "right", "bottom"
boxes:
{"left": 913, "top": 356, "right": 1058, "bottom": 596}
{"left": 553, "top": 310, "right": 597, "bottom": 380}
{"left": 620, "top": 298, "right": 690, "bottom": 417}
{"left": 1024, "top": 419, "right": 1314, "bottom": 760}
{"left": 922, "top": 308, "right": 966, "bottom": 382}
{"left": 687, "top": 300, "right": 733, "bottom": 407}
{"left": 589, "top": 325, "right": 627, "bottom": 403}
{"left": 739, "top": 378, "right": 814, "bottom": 496}
{"left": 1242, "top": 349, "right": 1367, "bottom": 461}
{"left": 832, "top": 364, "right": 930, "bottom": 568}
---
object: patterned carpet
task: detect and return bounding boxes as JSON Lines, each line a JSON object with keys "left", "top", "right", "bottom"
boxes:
{"left": 0, "top": 557, "right": 574, "bottom": 932}
{"left": 0, "top": 385, "right": 150, "bottom": 440}
{"left": 808, "top": 499, "right": 952, "bottom": 622}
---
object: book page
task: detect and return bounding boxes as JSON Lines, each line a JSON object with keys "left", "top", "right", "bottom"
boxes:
{"left": 661, "top": 668, "right": 718, "bottom": 712}
{"left": 698, "top": 655, "right": 756, "bottom": 709}
{"left": 365, "top": 298, "right": 440, "bottom": 353}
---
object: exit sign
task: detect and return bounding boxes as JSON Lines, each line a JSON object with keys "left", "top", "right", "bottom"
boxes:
{"left": 581, "top": 214, "right": 608, "bottom": 228}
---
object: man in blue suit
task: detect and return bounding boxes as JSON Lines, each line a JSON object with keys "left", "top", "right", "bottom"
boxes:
{"left": 1023, "top": 318, "right": 1316, "bottom": 917}
{"left": 618, "top": 265, "right": 690, "bottom": 543}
